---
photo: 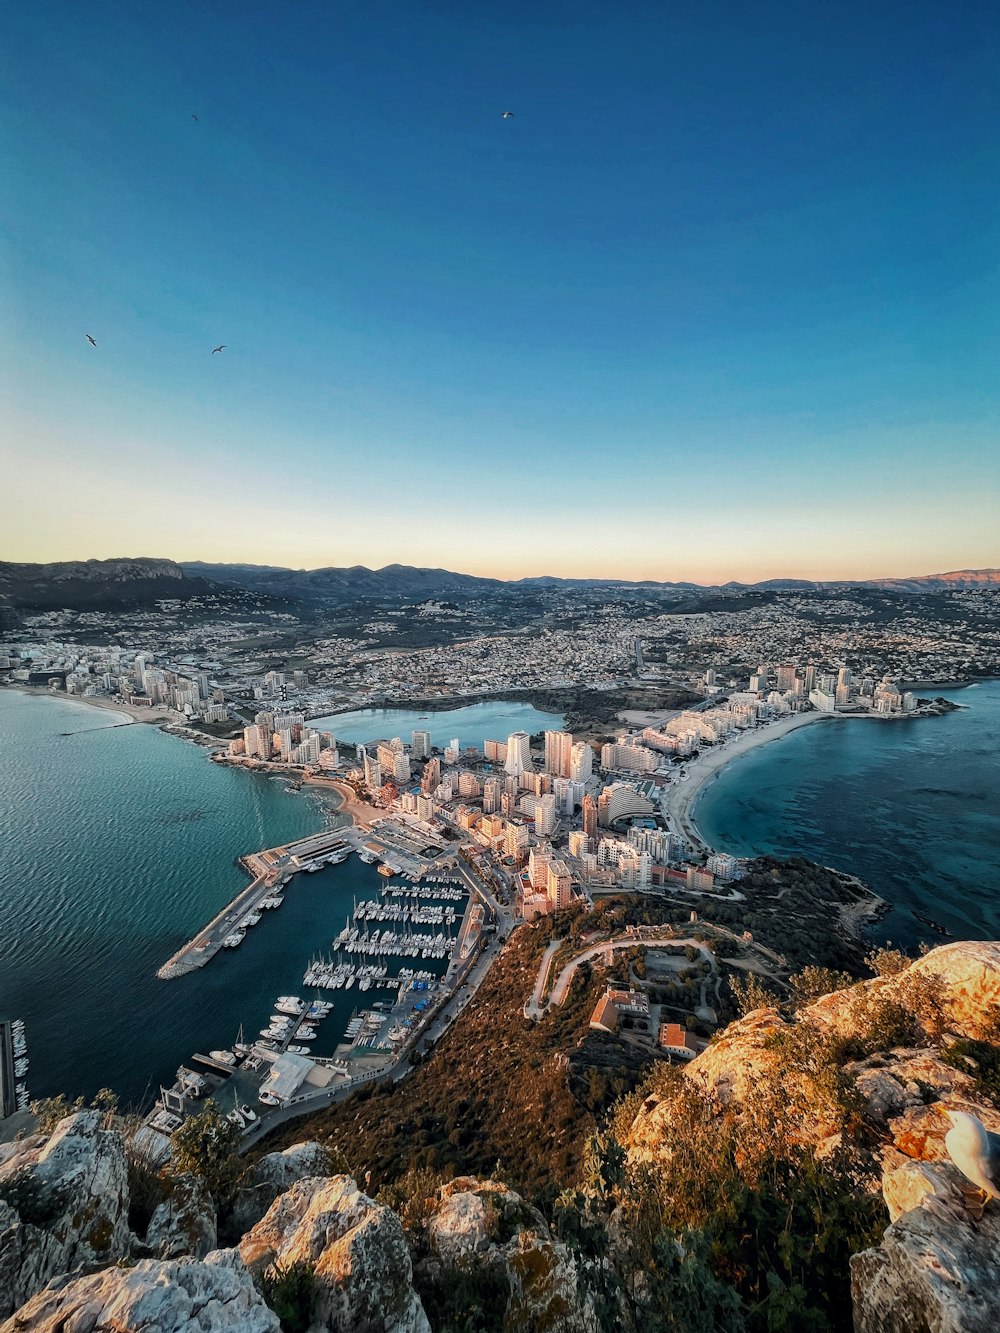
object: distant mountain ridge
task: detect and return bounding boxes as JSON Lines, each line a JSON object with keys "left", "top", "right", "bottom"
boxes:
{"left": 1, "top": 557, "right": 997, "bottom": 616}
{"left": 181, "top": 561, "right": 1000, "bottom": 600}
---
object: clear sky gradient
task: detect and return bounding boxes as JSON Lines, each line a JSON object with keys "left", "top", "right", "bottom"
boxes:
{"left": 3, "top": 1, "right": 998, "bottom": 580}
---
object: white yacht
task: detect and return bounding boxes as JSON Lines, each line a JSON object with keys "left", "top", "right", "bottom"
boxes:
{"left": 209, "top": 1049, "right": 237, "bottom": 1066}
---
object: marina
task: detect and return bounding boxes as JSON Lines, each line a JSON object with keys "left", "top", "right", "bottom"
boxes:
{"left": 156, "top": 829, "right": 354, "bottom": 978}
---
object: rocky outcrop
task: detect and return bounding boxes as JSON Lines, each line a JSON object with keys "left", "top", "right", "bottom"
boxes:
{"left": 851, "top": 1164, "right": 1000, "bottom": 1332}
{"left": 228, "top": 1140, "right": 332, "bottom": 1237}
{"left": 908, "top": 942, "right": 1000, "bottom": 1040}
{"left": 617, "top": 943, "right": 1000, "bottom": 1331}
{"left": 0, "top": 1252, "right": 280, "bottom": 1333}
{"left": 146, "top": 1171, "right": 217, "bottom": 1259}
{"left": 681, "top": 1007, "right": 785, "bottom": 1108}
{"left": 0, "top": 1112, "right": 131, "bottom": 1318}
{"left": 239, "top": 1174, "right": 430, "bottom": 1332}
{"left": 425, "top": 1177, "right": 602, "bottom": 1333}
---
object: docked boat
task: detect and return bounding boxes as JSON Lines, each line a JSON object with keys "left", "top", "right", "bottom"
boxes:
{"left": 286, "top": 1043, "right": 311, "bottom": 1055}
{"left": 222, "top": 932, "right": 245, "bottom": 948}
{"left": 377, "top": 864, "right": 394, "bottom": 877}
{"left": 227, "top": 1108, "right": 246, "bottom": 1128}
{"left": 275, "top": 998, "right": 306, "bottom": 1016}
{"left": 238, "top": 1103, "right": 258, "bottom": 1123}
{"left": 209, "top": 1049, "right": 237, "bottom": 1066}
{"left": 258, "top": 1090, "right": 283, "bottom": 1107}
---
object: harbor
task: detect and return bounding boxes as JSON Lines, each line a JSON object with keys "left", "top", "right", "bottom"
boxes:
{"left": 156, "top": 810, "right": 464, "bottom": 981}
{"left": 156, "top": 828, "right": 355, "bottom": 978}
{"left": 137, "top": 868, "right": 489, "bottom": 1157}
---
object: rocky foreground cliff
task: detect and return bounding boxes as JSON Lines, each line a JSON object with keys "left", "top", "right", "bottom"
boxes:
{"left": 1, "top": 940, "right": 998, "bottom": 1332}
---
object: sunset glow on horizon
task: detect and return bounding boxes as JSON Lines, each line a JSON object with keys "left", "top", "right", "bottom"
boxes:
{"left": 5, "top": 2, "right": 998, "bottom": 579}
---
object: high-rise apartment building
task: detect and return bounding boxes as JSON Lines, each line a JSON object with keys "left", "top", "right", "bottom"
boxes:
{"left": 504, "top": 731, "right": 532, "bottom": 777}
{"left": 582, "top": 793, "right": 597, "bottom": 842}
{"left": 546, "top": 860, "right": 573, "bottom": 911}
{"left": 483, "top": 776, "right": 502, "bottom": 814}
{"left": 411, "top": 730, "right": 431, "bottom": 760}
{"left": 570, "top": 741, "right": 593, "bottom": 783}
{"left": 543, "top": 730, "right": 573, "bottom": 778}
{"left": 776, "top": 664, "right": 796, "bottom": 692}
{"left": 535, "top": 793, "right": 558, "bottom": 837}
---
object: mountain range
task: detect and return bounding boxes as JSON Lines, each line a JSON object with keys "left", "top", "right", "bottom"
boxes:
{"left": 0, "top": 557, "right": 997, "bottom": 614}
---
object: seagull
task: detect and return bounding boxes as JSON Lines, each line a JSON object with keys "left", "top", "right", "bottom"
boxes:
{"left": 85, "top": 334, "right": 97, "bottom": 347}
{"left": 192, "top": 114, "right": 199, "bottom": 122}
{"left": 944, "top": 1110, "right": 1000, "bottom": 1214}
{"left": 501, "top": 111, "right": 515, "bottom": 119}
{"left": 212, "top": 344, "right": 226, "bottom": 354}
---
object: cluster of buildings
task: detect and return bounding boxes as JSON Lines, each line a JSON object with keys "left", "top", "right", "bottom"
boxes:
{"left": 0, "top": 645, "right": 232, "bottom": 724}
{"left": 228, "top": 711, "right": 340, "bottom": 768}
{"left": 339, "top": 721, "right": 744, "bottom": 919}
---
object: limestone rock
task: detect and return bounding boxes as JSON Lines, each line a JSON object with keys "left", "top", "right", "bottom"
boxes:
{"left": 0, "top": 1112, "right": 131, "bottom": 1318}
{"left": 505, "top": 1229, "right": 601, "bottom": 1333}
{"left": 228, "top": 1140, "right": 332, "bottom": 1237}
{"left": 908, "top": 941, "right": 1000, "bottom": 1040}
{"left": 427, "top": 1177, "right": 523, "bottom": 1263}
{"left": 146, "top": 1171, "right": 217, "bottom": 1259}
{"left": 851, "top": 1165, "right": 1000, "bottom": 1332}
{"left": 682, "top": 1007, "right": 785, "bottom": 1107}
{"left": 424, "top": 1177, "right": 601, "bottom": 1333}
{"left": 850, "top": 1049, "right": 980, "bottom": 1126}
{"left": 0, "top": 1254, "right": 280, "bottom": 1333}
{"left": 239, "top": 1174, "right": 430, "bottom": 1332}
{"left": 882, "top": 1159, "right": 958, "bottom": 1223}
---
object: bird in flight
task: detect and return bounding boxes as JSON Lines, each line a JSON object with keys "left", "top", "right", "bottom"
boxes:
{"left": 212, "top": 345, "right": 226, "bottom": 354}
{"left": 501, "top": 111, "right": 515, "bottom": 118}
{"left": 192, "top": 114, "right": 199, "bottom": 122}
{"left": 85, "top": 334, "right": 97, "bottom": 347}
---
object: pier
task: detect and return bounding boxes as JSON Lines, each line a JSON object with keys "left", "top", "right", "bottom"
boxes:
{"left": 156, "top": 828, "right": 352, "bottom": 979}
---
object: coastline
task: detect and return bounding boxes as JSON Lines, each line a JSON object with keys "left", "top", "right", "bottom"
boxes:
{"left": 6, "top": 684, "right": 229, "bottom": 748}
{"left": 665, "top": 699, "right": 967, "bottom": 855}
{"left": 8, "top": 683, "right": 147, "bottom": 729}
{"left": 664, "top": 712, "right": 828, "bottom": 854}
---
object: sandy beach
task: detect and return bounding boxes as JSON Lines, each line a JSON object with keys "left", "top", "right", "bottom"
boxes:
{"left": 10, "top": 683, "right": 176, "bottom": 728}
{"left": 663, "top": 711, "right": 827, "bottom": 853}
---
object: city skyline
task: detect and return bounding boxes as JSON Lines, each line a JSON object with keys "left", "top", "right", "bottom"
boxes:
{"left": 5, "top": 1, "right": 999, "bottom": 578}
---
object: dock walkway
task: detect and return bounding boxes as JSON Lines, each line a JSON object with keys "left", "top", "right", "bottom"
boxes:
{"left": 156, "top": 828, "right": 351, "bottom": 979}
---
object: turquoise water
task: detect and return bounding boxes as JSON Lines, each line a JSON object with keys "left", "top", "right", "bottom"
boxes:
{"left": 694, "top": 681, "right": 1000, "bottom": 949}
{"left": 313, "top": 701, "right": 566, "bottom": 751}
{"left": 0, "top": 691, "right": 450, "bottom": 1105}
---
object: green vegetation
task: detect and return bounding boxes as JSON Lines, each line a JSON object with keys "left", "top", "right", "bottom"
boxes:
{"left": 170, "top": 1101, "right": 243, "bottom": 1201}
{"left": 414, "top": 1262, "right": 511, "bottom": 1333}
{"left": 259, "top": 1260, "right": 320, "bottom": 1333}
{"left": 258, "top": 924, "right": 659, "bottom": 1203}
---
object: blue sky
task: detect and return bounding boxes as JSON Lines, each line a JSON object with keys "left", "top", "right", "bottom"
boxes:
{"left": 3, "top": 0, "right": 998, "bottom": 579}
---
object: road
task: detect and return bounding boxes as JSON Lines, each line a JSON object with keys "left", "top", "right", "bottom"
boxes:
{"left": 240, "top": 851, "right": 513, "bottom": 1151}
{"left": 524, "top": 937, "right": 564, "bottom": 1019}
{"left": 544, "top": 934, "right": 718, "bottom": 1009}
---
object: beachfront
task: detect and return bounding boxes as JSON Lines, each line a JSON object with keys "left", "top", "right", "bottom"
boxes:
{"left": 663, "top": 712, "right": 826, "bottom": 853}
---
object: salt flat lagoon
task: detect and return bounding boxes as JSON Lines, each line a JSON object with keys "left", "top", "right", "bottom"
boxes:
{"left": 694, "top": 681, "right": 1000, "bottom": 949}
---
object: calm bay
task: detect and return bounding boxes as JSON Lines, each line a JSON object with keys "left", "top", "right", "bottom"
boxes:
{"left": 694, "top": 681, "right": 1000, "bottom": 949}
